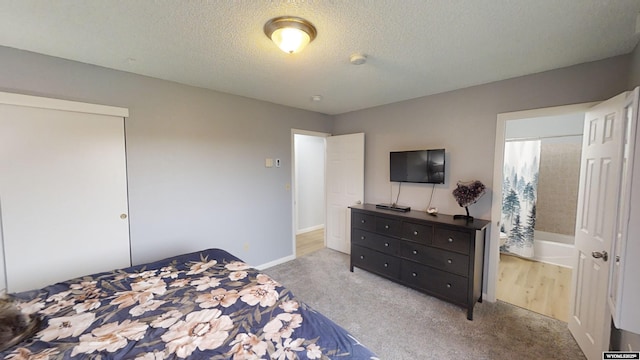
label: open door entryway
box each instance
[490,89,639,360]
[292,130,364,257]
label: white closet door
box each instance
[0,102,130,293]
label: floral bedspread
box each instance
[2,249,377,359]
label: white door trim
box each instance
[0,91,128,117]
[488,102,599,302]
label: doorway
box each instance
[488,102,599,307]
[291,131,365,257]
[292,130,329,257]
[496,113,584,321]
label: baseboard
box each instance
[296,224,325,235]
[254,254,295,271]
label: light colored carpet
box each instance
[265,248,586,360]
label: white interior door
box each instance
[608,87,640,334]
[325,133,364,254]
[0,96,131,293]
[569,92,627,359]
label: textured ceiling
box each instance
[1,1,639,115]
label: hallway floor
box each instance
[296,228,325,257]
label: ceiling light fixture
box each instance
[264,16,317,54]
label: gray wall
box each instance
[0,46,332,267]
[630,41,640,89]
[333,55,629,220]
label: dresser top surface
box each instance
[350,204,490,231]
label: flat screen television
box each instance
[390,149,445,184]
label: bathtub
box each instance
[500,230,574,269]
[532,230,574,268]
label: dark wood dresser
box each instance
[349,204,490,320]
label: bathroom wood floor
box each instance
[497,253,572,322]
[296,228,325,257]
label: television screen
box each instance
[390,149,445,184]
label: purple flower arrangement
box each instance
[452,180,486,220]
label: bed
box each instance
[1,248,378,359]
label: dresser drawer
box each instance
[401,222,432,244]
[433,228,472,254]
[349,205,488,320]
[401,261,468,305]
[352,229,399,255]
[399,242,469,276]
[375,216,401,237]
[352,211,375,231]
[352,245,401,278]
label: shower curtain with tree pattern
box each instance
[500,140,540,258]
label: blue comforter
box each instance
[2,249,377,359]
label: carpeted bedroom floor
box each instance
[264,248,586,360]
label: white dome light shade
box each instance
[271,27,310,54]
[264,16,317,54]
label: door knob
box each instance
[592,250,608,261]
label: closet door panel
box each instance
[0,104,130,293]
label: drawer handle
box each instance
[446,283,452,288]
[360,255,365,259]
[361,236,365,240]
[412,272,417,277]
[384,242,389,247]
[448,237,454,243]
[384,263,389,268]
[412,250,418,255]
[384,225,390,229]
[447,259,453,264]
[413,231,418,235]
[361,219,366,223]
